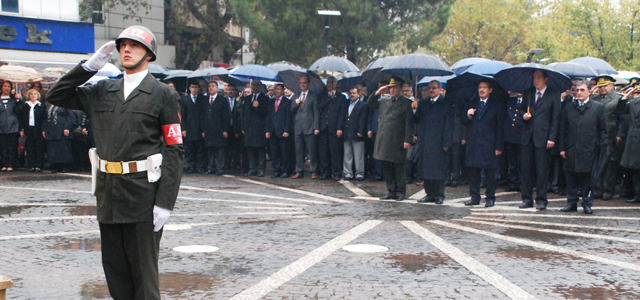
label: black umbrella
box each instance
[381,53,453,86]
[162,70,192,93]
[337,71,363,91]
[446,72,508,107]
[309,56,360,73]
[547,62,598,78]
[362,56,397,83]
[267,62,324,94]
[494,63,572,93]
[569,56,617,75]
[187,67,229,79]
[148,63,170,78]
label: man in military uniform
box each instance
[367,77,414,201]
[591,75,622,200]
[47,26,184,299]
[503,92,525,191]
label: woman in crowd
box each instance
[0,80,22,172]
[42,103,76,172]
[20,89,46,172]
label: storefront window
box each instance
[1,0,19,13]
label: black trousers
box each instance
[424,179,445,200]
[24,127,44,169]
[318,130,342,177]
[206,146,226,173]
[382,160,406,196]
[504,142,521,187]
[269,135,291,174]
[566,171,592,207]
[468,167,497,202]
[521,144,549,205]
[246,146,265,172]
[184,139,205,172]
[449,142,464,182]
[225,135,242,170]
[0,133,18,168]
[99,222,162,300]
[366,135,382,178]
[549,153,566,191]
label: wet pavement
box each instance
[0,170,639,299]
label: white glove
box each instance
[153,205,171,232]
[82,41,117,72]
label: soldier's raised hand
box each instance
[82,41,116,72]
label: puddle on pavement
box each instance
[0,206,25,215]
[384,252,452,273]
[64,206,97,216]
[553,284,639,299]
[304,201,469,221]
[498,246,569,262]
[81,272,220,299]
[48,237,101,252]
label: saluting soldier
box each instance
[367,77,415,201]
[47,26,184,299]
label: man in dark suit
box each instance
[317,76,347,180]
[367,77,414,200]
[223,82,242,171]
[559,80,606,214]
[181,81,205,173]
[266,83,292,178]
[201,81,230,175]
[242,80,269,177]
[342,87,368,181]
[519,70,561,210]
[463,80,505,207]
[415,81,453,204]
[291,75,320,179]
[502,92,525,191]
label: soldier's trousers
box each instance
[99,222,162,300]
[382,160,406,196]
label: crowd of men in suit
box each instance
[174,70,640,215]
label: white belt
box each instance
[98,158,148,174]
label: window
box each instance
[1,0,19,13]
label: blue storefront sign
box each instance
[0,15,94,53]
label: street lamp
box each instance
[317,10,341,57]
[526,48,544,63]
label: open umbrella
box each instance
[362,56,397,83]
[463,60,512,76]
[417,75,455,89]
[187,67,229,79]
[266,62,324,94]
[267,61,304,71]
[450,57,491,75]
[148,63,170,78]
[0,65,43,83]
[569,57,617,75]
[309,56,359,73]
[446,72,508,107]
[230,64,280,82]
[381,53,453,92]
[494,63,572,93]
[547,62,598,78]
[337,71,363,90]
[162,70,193,92]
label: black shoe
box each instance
[396,195,405,201]
[417,196,434,203]
[464,200,480,206]
[560,204,578,212]
[257,170,265,177]
[246,170,256,176]
[535,202,547,210]
[602,192,612,201]
[507,185,519,192]
[485,199,495,207]
[355,175,365,181]
[280,173,289,178]
[626,197,640,203]
[435,198,444,205]
[344,175,353,180]
[551,187,560,194]
[519,202,533,209]
[380,194,395,200]
[271,172,280,178]
[583,206,593,214]
[374,176,383,181]
[449,180,458,187]
[216,170,224,176]
[445,180,452,187]
[206,169,214,174]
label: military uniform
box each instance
[47,28,183,298]
[591,87,623,199]
[367,89,414,199]
[502,96,525,190]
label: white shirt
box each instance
[431,95,440,103]
[27,101,40,126]
[535,86,547,103]
[123,69,148,100]
[190,93,198,104]
[578,98,589,106]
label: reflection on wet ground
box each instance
[384,251,452,273]
[304,201,470,221]
[553,284,638,300]
[498,246,568,262]
[48,237,102,252]
[64,206,97,216]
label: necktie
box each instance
[209,96,214,105]
[300,92,306,110]
[192,95,196,104]
[275,97,280,112]
[536,91,542,104]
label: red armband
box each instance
[162,123,183,145]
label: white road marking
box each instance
[181,185,328,205]
[172,211,307,217]
[223,175,352,203]
[431,220,640,271]
[64,172,91,178]
[464,216,640,234]
[401,221,537,300]
[409,189,425,200]
[0,216,312,240]
[338,180,371,197]
[471,212,640,221]
[0,202,95,207]
[457,218,640,244]
[229,220,383,300]
[0,211,306,222]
